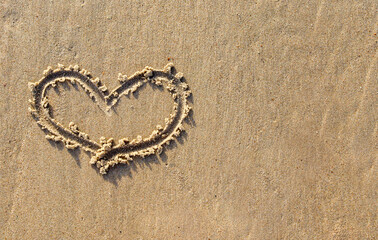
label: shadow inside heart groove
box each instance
[29,63,192,175]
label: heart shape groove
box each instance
[28,63,192,174]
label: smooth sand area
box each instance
[0,1,376,239]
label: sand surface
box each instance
[0,0,377,239]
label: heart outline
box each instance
[29,63,192,174]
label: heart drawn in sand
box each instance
[28,63,192,174]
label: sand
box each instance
[0,0,377,239]
[29,63,191,174]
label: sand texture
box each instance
[0,0,377,239]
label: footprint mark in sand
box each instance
[28,63,192,174]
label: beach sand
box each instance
[0,0,376,239]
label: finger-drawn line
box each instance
[29,63,192,174]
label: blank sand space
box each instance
[0,0,376,239]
